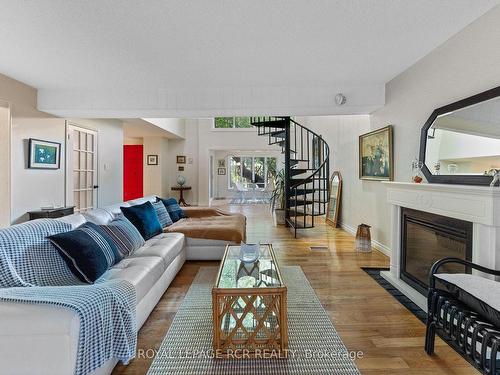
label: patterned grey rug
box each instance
[147,266,360,374]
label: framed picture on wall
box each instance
[28,138,61,169]
[147,154,158,165]
[177,155,186,164]
[217,159,225,168]
[217,167,226,175]
[359,125,393,181]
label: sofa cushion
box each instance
[121,201,162,240]
[130,232,184,269]
[82,208,114,225]
[55,213,87,229]
[102,202,131,218]
[435,273,500,327]
[127,196,157,206]
[100,256,164,302]
[152,201,173,228]
[99,215,145,258]
[166,211,246,243]
[47,222,121,283]
[158,197,185,222]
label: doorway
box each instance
[65,122,98,212]
[123,145,143,201]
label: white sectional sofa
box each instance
[0,196,242,375]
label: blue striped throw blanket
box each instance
[0,219,137,375]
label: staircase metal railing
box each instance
[250,116,330,237]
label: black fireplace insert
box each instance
[400,208,472,295]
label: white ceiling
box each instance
[0,0,498,117]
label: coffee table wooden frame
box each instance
[212,244,288,357]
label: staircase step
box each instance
[290,168,311,176]
[252,119,287,129]
[288,199,314,207]
[290,177,329,186]
[270,130,286,138]
[291,188,315,195]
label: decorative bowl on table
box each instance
[239,242,260,263]
[176,175,186,186]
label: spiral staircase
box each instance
[250,116,330,237]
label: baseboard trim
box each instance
[340,222,391,258]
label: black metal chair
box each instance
[426,257,500,374]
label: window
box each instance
[214,117,253,129]
[228,156,277,189]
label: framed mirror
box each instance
[419,86,500,185]
[326,171,342,228]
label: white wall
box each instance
[143,136,170,198]
[0,101,11,228]
[11,118,66,223]
[142,118,186,139]
[319,6,500,252]
[296,116,387,246]
[11,117,124,223]
[0,73,125,224]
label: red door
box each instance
[123,145,143,201]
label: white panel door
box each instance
[66,122,98,212]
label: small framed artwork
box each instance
[217,167,226,175]
[217,159,226,168]
[359,125,393,181]
[28,138,61,169]
[177,155,186,164]
[178,166,184,171]
[147,155,158,165]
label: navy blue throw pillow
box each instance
[120,201,162,240]
[157,197,185,222]
[47,222,120,283]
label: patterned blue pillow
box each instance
[99,215,145,258]
[121,201,162,240]
[47,222,121,283]
[152,201,173,228]
[157,197,185,222]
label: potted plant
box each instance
[270,169,286,225]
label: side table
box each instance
[171,186,192,206]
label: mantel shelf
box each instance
[382,181,500,197]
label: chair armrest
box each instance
[429,257,500,289]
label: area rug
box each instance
[147,266,360,374]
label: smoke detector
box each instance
[335,93,347,106]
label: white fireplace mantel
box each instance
[380,181,500,311]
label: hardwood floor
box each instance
[113,203,478,375]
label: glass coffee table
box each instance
[212,244,288,357]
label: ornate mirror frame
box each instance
[326,171,342,228]
[419,85,500,186]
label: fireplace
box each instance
[400,208,472,295]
